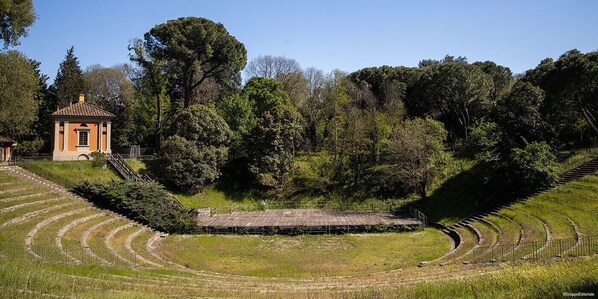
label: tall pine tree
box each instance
[53,46,86,109]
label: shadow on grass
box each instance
[410,164,493,225]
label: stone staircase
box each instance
[104,153,143,181]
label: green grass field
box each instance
[18,160,120,188]
[159,229,449,277]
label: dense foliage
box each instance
[54,46,86,109]
[0,0,35,48]
[72,180,198,233]
[381,118,448,198]
[138,16,247,108]
[0,50,38,138]
[154,105,232,193]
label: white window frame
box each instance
[76,128,91,147]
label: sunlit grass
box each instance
[160,228,450,277]
[18,160,120,188]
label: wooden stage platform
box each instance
[197,209,423,234]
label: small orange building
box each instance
[0,136,15,162]
[52,94,115,161]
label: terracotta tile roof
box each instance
[0,136,15,146]
[52,102,115,118]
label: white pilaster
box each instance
[98,121,103,152]
[53,121,60,151]
[106,122,111,153]
[63,121,69,152]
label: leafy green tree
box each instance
[129,38,169,149]
[382,118,447,199]
[54,46,86,109]
[155,105,232,192]
[156,135,227,193]
[244,55,307,106]
[413,62,492,140]
[169,104,231,148]
[473,61,513,106]
[29,59,54,152]
[84,64,134,113]
[497,81,545,147]
[321,70,350,160]
[227,77,302,188]
[247,105,302,188]
[218,93,256,158]
[300,67,325,151]
[0,50,38,138]
[13,137,42,155]
[508,141,559,192]
[242,77,290,115]
[418,55,468,68]
[142,17,247,107]
[83,64,135,147]
[467,119,502,163]
[0,0,35,48]
[522,50,598,145]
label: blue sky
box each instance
[13,0,598,83]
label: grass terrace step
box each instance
[105,223,144,267]
[125,227,163,268]
[437,226,478,265]
[521,202,576,240]
[0,188,47,201]
[25,207,95,261]
[130,230,170,268]
[59,213,116,265]
[0,200,87,239]
[467,220,500,263]
[0,202,89,261]
[530,199,598,236]
[484,214,522,246]
[0,196,64,213]
[0,201,75,234]
[498,207,548,260]
[54,212,107,264]
[452,224,483,264]
[0,186,35,195]
[84,218,134,267]
[80,217,120,266]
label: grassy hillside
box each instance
[18,160,120,188]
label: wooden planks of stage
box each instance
[197,209,423,234]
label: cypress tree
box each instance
[53,46,86,109]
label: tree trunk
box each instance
[155,93,162,151]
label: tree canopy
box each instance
[0,0,35,48]
[140,17,247,107]
[54,46,86,109]
[0,50,38,138]
[156,105,232,193]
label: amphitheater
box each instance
[0,161,597,297]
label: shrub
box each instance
[13,138,43,156]
[153,105,232,193]
[154,135,228,193]
[507,141,559,192]
[89,151,106,168]
[72,180,198,233]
